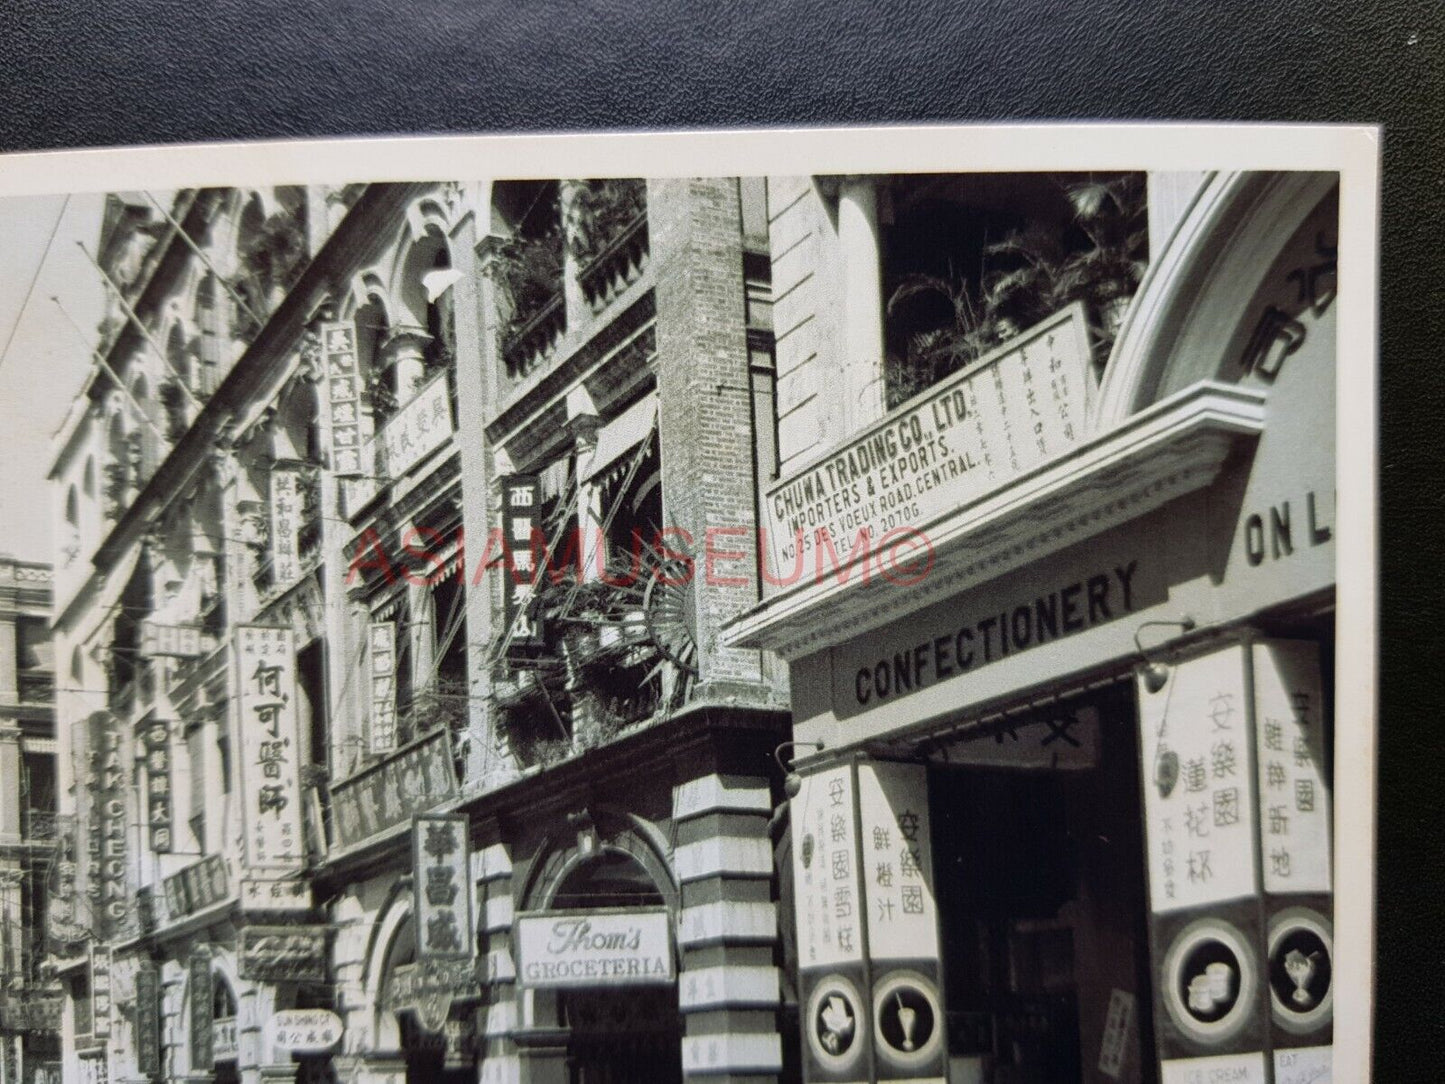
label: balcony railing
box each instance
[17,670,53,704]
[502,293,566,380]
[578,214,649,313]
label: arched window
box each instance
[82,456,95,497]
[355,298,393,425]
[552,849,666,911]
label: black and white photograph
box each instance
[0,127,1377,1084]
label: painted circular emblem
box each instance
[805,974,864,1071]
[871,971,943,1070]
[1267,907,1333,1032]
[1162,918,1256,1045]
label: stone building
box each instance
[0,556,60,1084]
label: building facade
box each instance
[48,179,793,1084]
[726,171,1339,1084]
[0,557,61,1084]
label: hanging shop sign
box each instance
[240,877,312,913]
[937,705,1101,771]
[1251,641,1331,895]
[762,304,1092,578]
[87,710,128,938]
[140,621,210,658]
[1138,644,1259,913]
[385,958,484,1034]
[328,727,458,849]
[857,761,946,1082]
[790,762,872,1083]
[271,468,303,587]
[238,925,329,983]
[499,474,543,654]
[322,322,364,478]
[141,718,173,853]
[378,371,453,478]
[135,960,162,1078]
[163,853,231,921]
[369,620,399,753]
[515,909,674,988]
[235,625,306,870]
[46,814,86,947]
[413,814,475,961]
[189,948,214,1068]
[267,1008,344,1054]
[89,944,112,1039]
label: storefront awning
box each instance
[722,380,1267,660]
[581,394,658,483]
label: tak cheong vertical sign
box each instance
[413,814,474,961]
[88,710,128,938]
[235,626,305,870]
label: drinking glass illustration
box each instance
[1284,949,1320,1007]
[895,991,918,1051]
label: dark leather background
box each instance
[0,0,1439,1075]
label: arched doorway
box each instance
[380,915,475,1084]
[549,850,682,1084]
[212,977,240,1084]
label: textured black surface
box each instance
[0,0,1440,1076]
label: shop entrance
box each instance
[928,685,1156,1083]
[550,851,682,1084]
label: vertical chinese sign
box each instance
[413,813,474,961]
[369,621,398,753]
[790,763,870,1084]
[857,762,945,1082]
[322,322,364,478]
[89,944,112,1039]
[189,947,214,1070]
[500,475,543,655]
[271,468,302,587]
[1251,640,1333,1081]
[142,720,173,853]
[135,960,161,1079]
[235,626,305,871]
[1137,643,1267,1084]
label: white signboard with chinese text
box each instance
[270,468,302,586]
[1252,641,1331,894]
[89,945,111,1038]
[322,322,364,477]
[857,762,938,961]
[235,625,305,870]
[1098,988,1136,1079]
[1138,644,1259,913]
[791,764,866,970]
[267,1008,344,1054]
[369,621,398,753]
[515,909,674,988]
[762,304,1092,576]
[142,718,173,852]
[413,813,474,961]
[240,877,313,913]
[140,621,209,657]
[380,372,453,478]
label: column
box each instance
[674,772,782,1084]
[1146,171,1208,260]
[475,831,521,1084]
[0,727,20,845]
[837,177,887,434]
[381,326,432,406]
[558,180,590,330]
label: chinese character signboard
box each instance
[270,468,302,587]
[413,814,474,961]
[162,853,231,920]
[369,621,398,753]
[46,815,85,948]
[790,762,871,1083]
[240,878,312,913]
[266,1008,344,1054]
[500,474,543,654]
[1137,643,1269,1080]
[378,371,453,478]
[761,304,1093,578]
[89,945,111,1039]
[328,728,458,849]
[385,958,484,1034]
[516,910,674,988]
[135,961,161,1078]
[140,621,208,657]
[322,322,364,477]
[189,948,214,1068]
[857,761,946,1081]
[142,719,173,853]
[238,925,329,983]
[235,625,305,870]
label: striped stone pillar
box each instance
[474,835,521,1084]
[675,772,783,1083]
